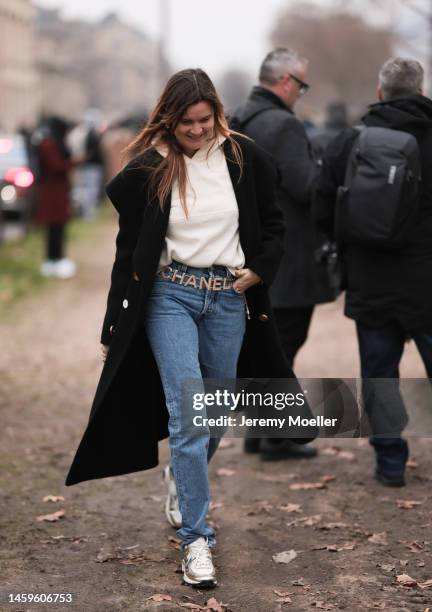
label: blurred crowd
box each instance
[0,110,146,277]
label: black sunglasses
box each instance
[286,73,310,96]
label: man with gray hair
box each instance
[314,57,432,487]
[232,48,336,460]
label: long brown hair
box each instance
[123,68,244,216]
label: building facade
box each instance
[0,0,39,131]
[36,9,165,123]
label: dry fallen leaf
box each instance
[36,509,65,522]
[397,574,418,587]
[406,541,425,553]
[146,594,173,602]
[378,563,396,572]
[216,468,236,477]
[396,499,422,509]
[247,500,274,516]
[286,515,322,528]
[205,597,225,611]
[337,450,355,460]
[311,601,327,609]
[42,495,65,503]
[273,590,293,597]
[273,550,298,564]
[406,458,418,469]
[368,532,388,545]
[322,446,355,460]
[318,522,348,530]
[209,501,224,511]
[218,439,234,449]
[288,482,325,491]
[279,503,302,514]
[321,474,336,483]
[314,543,355,552]
[95,547,120,563]
[118,544,139,551]
[419,579,432,589]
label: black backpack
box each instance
[335,127,422,250]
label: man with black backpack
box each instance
[313,57,432,487]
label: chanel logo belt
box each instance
[157,266,235,291]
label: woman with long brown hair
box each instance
[66,68,286,588]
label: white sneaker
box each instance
[40,260,56,277]
[53,258,77,279]
[182,537,217,588]
[163,465,182,528]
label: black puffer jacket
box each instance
[313,94,432,331]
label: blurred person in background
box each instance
[313,57,432,487]
[34,116,83,279]
[100,113,148,180]
[68,109,105,218]
[308,102,349,164]
[64,67,314,589]
[232,48,335,460]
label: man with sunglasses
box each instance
[232,48,335,461]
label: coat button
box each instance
[258,313,269,322]
[133,271,139,281]
[123,299,128,309]
[109,325,115,335]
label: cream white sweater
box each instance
[157,136,245,272]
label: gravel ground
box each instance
[1,218,431,612]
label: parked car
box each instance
[0,134,35,238]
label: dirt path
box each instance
[1,218,431,612]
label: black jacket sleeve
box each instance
[247,145,285,286]
[100,168,145,345]
[275,116,317,206]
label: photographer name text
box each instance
[192,415,338,428]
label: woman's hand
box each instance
[101,344,109,362]
[233,268,262,294]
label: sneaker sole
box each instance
[182,561,217,588]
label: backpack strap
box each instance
[343,126,366,189]
[231,107,275,132]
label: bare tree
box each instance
[270,2,393,118]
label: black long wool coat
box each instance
[65,136,315,486]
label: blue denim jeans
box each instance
[144,261,246,546]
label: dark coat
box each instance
[65,136,316,487]
[231,86,336,308]
[313,94,432,332]
[34,137,74,225]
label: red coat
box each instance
[34,138,74,225]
